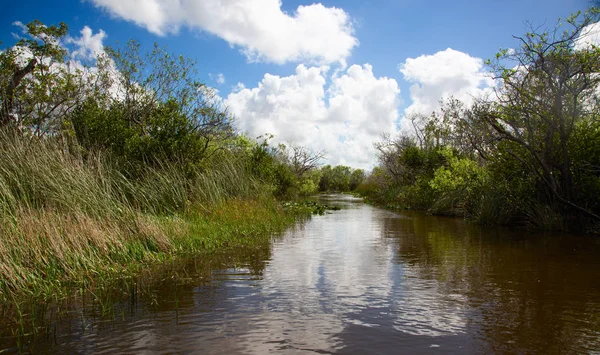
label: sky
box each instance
[1,0,592,169]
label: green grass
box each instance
[0,132,306,310]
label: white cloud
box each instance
[225,64,400,170]
[209,72,226,85]
[575,22,600,50]
[66,26,107,60]
[12,21,28,35]
[90,0,358,65]
[226,64,327,144]
[398,48,494,133]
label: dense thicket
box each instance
[358,8,600,232]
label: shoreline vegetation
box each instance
[0,21,336,313]
[355,8,600,233]
[0,131,314,306]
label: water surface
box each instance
[3,194,600,354]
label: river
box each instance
[2,194,600,354]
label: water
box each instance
[2,194,600,354]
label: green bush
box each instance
[428,148,488,216]
[70,99,218,176]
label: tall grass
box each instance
[0,132,287,304]
[521,200,565,230]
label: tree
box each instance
[0,20,82,134]
[349,169,366,190]
[480,8,600,220]
[103,40,232,146]
[374,133,447,186]
[318,165,358,192]
[374,134,419,184]
[69,40,234,170]
[283,144,325,178]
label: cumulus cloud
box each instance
[209,72,226,85]
[398,48,494,133]
[90,0,358,64]
[66,26,107,60]
[575,22,600,50]
[225,64,400,170]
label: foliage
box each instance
[0,20,85,134]
[358,7,600,231]
[318,165,364,192]
[0,20,321,307]
[0,129,307,302]
[69,98,224,175]
[281,200,340,216]
[243,136,294,197]
[102,40,233,144]
[428,148,489,216]
[479,8,600,223]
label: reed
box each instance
[0,133,298,305]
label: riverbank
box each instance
[0,198,308,307]
[0,197,314,353]
[0,133,320,311]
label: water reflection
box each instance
[2,194,599,354]
[382,211,600,354]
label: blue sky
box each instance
[1,0,591,168]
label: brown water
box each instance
[2,194,600,354]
